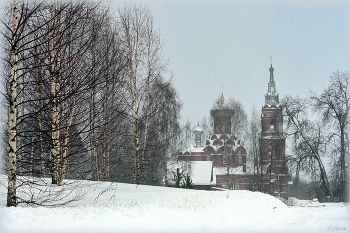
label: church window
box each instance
[270,118,276,131]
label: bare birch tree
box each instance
[2,0,115,206]
[2,0,51,207]
[48,2,61,184]
[2,1,182,202]
[118,4,167,184]
[6,0,19,207]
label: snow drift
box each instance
[0,176,348,233]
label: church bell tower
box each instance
[259,59,288,200]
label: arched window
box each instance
[238,152,242,165]
[270,118,276,131]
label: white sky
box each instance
[143,0,350,124]
[0,0,349,124]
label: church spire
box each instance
[269,56,274,81]
[265,57,279,105]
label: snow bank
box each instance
[0,176,348,233]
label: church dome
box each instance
[193,122,203,147]
[193,125,203,132]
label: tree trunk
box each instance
[104,141,111,181]
[339,126,348,201]
[130,59,140,184]
[132,117,140,184]
[58,96,76,185]
[314,155,331,197]
[50,3,61,184]
[7,0,19,207]
[91,87,99,180]
[36,86,46,176]
[140,73,151,182]
[58,18,86,184]
[89,41,99,180]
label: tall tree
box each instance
[118,4,167,184]
[2,1,182,204]
[2,0,116,206]
[41,1,104,184]
[227,97,248,141]
[3,0,49,207]
[310,71,349,202]
[246,107,261,191]
[282,95,331,201]
[49,2,61,184]
[6,0,19,207]
[142,78,182,185]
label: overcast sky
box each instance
[144,0,350,124]
[0,0,349,125]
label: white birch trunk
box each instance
[7,0,18,207]
[58,20,86,184]
[49,3,61,184]
[140,68,152,181]
[58,97,76,185]
[131,69,140,184]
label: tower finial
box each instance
[221,84,224,95]
[269,56,274,79]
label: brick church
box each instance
[170,62,289,200]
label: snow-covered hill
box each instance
[0,177,348,233]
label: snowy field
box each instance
[0,176,349,233]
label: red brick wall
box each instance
[215,174,254,191]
